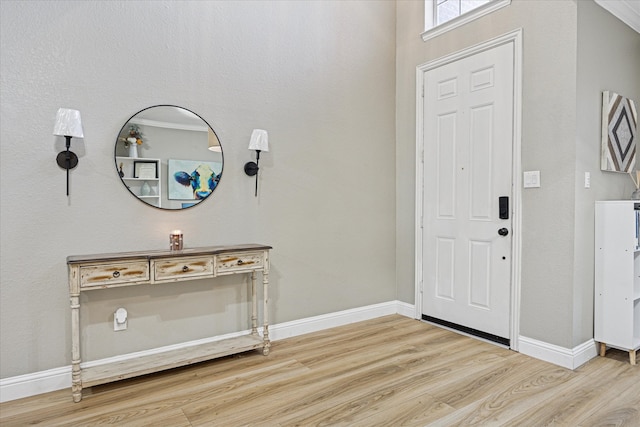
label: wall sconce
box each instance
[244,129,269,197]
[53,108,84,196]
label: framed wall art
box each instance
[168,159,223,200]
[601,91,637,173]
[133,160,158,179]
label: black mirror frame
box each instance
[114,105,224,211]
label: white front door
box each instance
[421,41,514,343]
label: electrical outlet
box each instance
[114,308,127,331]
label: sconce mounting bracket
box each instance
[244,161,259,176]
[56,151,79,170]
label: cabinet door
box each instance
[595,201,638,350]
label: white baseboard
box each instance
[518,336,598,370]
[395,300,416,318]
[269,300,403,341]
[0,366,72,404]
[0,300,414,403]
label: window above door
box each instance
[422,0,511,42]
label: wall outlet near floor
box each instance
[114,308,127,331]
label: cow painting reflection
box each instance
[114,105,224,210]
[169,159,222,200]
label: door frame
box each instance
[414,29,523,350]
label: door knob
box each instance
[498,228,509,236]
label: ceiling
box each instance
[594,0,640,33]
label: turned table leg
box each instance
[250,271,258,336]
[68,265,83,402]
[70,293,82,402]
[262,268,270,356]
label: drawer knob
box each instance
[237,260,244,265]
[112,271,120,278]
[182,266,189,272]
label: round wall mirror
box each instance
[114,105,223,210]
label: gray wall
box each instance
[0,1,397,377]
[1,0,638,383]
[574,0,640,345]
[396,0,639,349]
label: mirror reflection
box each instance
[114,105,223,210]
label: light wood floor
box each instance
[1,315,639,426]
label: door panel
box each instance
[436,112,457,218]
[422,42,514,341]
[470,104,494,219]
[469,240,491,309]
[436,237,455,300]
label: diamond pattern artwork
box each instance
[601,91,637,173]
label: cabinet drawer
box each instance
[216,252,264,273]
[80,261,149,288]
[154,257,213,281]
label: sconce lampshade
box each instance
[248,129,269,152]
[208,129,221,152]
[53,108,84,138]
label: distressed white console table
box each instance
[67,244,271,402]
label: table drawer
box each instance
[80,261,149,288]
[154,257,214,281]
[216,252,264,273]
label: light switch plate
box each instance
[523,171,540,188]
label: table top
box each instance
[67,244,272,264]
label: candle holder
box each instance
[170,231,183,251]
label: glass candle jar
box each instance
[170,230,183,251]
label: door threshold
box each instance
[421,315,510,348]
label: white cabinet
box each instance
[115,156,161,208]
[594,200,640,365]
